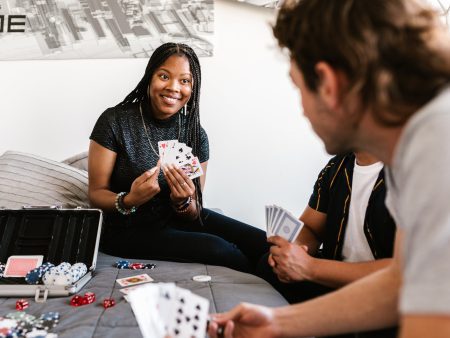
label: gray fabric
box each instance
[0,252,287,337]
[61,152,89,172]
[385,86,450,315]
[0,151,89,209]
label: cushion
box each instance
[61,151,88,171]
[0,151,89,209]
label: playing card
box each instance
[119,284,147,295]
[128,284,166,338]
[4,255,43,277]
[274,212,304,242]
[158,140,177,163]
[173,146,193,166]
[157,283,177,333]
[166,287,209,338]
[265,205,270,236]
[116,273,154,287]
[270,206,283,235]
[180,156,203,179]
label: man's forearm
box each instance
[273,264,400,337]
[309,258,392,288]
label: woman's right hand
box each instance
[124,163,161,207]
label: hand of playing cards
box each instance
[158,140,203,179]
[265,205,304,242]
[127,283,209,338]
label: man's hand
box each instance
[268,236,315,283]
[207,303,279,338]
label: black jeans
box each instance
[101,208,269,274]
[256,252,398,338]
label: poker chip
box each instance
[25,329,50,338]
[0,263,5,278]
[35,312,59,331]
[114,260,130,269]
[192,275,211,282]
[143,263,156,269]
[42,262,87,286]
[25,262,54,285]
[1,311,59,337]
[114,260,156,270]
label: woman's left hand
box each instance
[163,164,196,204]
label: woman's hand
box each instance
[163,164,195,205]
[124,163,161,207]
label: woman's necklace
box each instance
[139,102,181,157]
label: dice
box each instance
[83,292,96,304]
[16,299,29,311]
[70,295,85,307]
[103,298,115,309]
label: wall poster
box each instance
[0,0,213,60]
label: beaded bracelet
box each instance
[115,192,137,215]
[173,196,192,213]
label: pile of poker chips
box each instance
[114,260,156,270]
[0,311,59,337]
[25,263,54,285]
[41,263,87,287]
[0,263,5,279]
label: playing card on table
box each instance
[116,273,154,287]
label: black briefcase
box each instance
[0,207,102,302]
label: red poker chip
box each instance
[129,263,145,270]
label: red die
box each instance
[70,295,85,307]
[103,298,115,309]
[83,292,96,304]
[129,263,144,270]
[16,299,29,311]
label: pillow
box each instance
[61,151,88,171]
[0,151,89,209]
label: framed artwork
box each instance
[0,0,213,60]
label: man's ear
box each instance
[315,62,342,110]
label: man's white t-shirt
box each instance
[342,160,383,263]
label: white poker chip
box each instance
[192,275,211,282]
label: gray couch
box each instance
[0,151,288,337]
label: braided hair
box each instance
[117,42,204,214]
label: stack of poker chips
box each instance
[42,262,88,287]
[114,260,156,270]
[1,311,59,337]
[0,262,5,278]
[25,262,55,285]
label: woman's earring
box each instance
[184,104,188,115]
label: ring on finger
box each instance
[180,182,187,186]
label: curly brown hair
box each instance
[273,0,450,126]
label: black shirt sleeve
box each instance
[308,155,344,213]
[198,126,209,163]
[89,108,119,152]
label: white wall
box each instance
[0,0,329,229]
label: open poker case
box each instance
[0,207,102,302]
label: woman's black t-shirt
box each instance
[90,100,209,229]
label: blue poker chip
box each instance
[114,260,130,269]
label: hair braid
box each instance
[117,43,204,215]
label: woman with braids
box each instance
[88,43,268,273]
